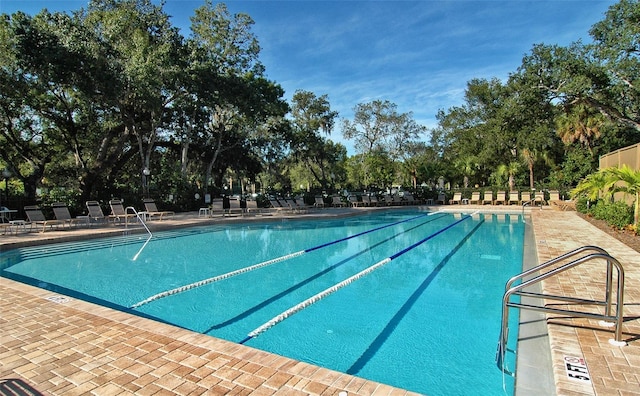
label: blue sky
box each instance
[1,0,616,153]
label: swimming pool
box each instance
[1,210,524,395]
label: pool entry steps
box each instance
[496,245,626,376]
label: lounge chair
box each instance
[520,191,531,205]
[482,191,493,205]
[392,195,404,205]
[282,198,305,213]
[361,195,371,206]
[291,198,310,213]
[226,198,244,216]
[348,196,365,207]
[314,197,325,208]
[331,196,346,207]
[404,193,418,205]
[450,192,462,204]
[268,199,288,214]
[494,191,507,205]
[534,191,546,206]
[142,198,174,220]
[245,200,268,215]
[86,201,109,224]
[52,202,88,228]
[369,195,382,206]
[209,199,225,216]
[108,199,137,225]
[383,194,394,206]
[548,190,575,211]
[469,192,481,205]
[24,205,65,232]
[436,193,446,204]
[508,191,520,205]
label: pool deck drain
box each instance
[1,206,639,395]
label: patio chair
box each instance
[142,198,174,221]
[24,205,65,233]
[469,192,481,205]
[403,193,418,205]
[482,191,493,205]
[209,198,225,217]
[86,201,109,224]
[291,198,310,212]
[314,196,325,208]
[348,196,365,207]
[508,191,520,205]
[520,191,531,205]
[392,195,404,205]
[534,191,546,206]
[226,198,244,216]
[361,195,371,206]
[268,199,288,214]
[494,191,507,205]
[108,199,137,225]
[52,202,88,228]
[245,199,269,216]
[436,193,447,204]
[450,192,462,204]
[331,196,346,207]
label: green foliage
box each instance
[589,200,633,230]
[2,0,640,213]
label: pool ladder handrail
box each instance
[124,206,153,261]
[496,245,626,375]
[521,196,544,216]
[124,206,152,237]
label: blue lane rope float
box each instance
[238,211,478,344]
[130,212,435,309]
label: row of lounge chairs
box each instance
[1,198,174,234]
[445,190,560,205]
[314,193,421,208]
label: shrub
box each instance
[590,200,634,230]
[574,197,592,214]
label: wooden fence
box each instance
[599,142,640,170]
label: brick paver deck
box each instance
[1,207,639,395]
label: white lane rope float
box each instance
[131,212,436,309]
[239,211,478,344]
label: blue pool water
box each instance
[1,210,523,395]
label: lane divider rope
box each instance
[239,211,478,344]
[131,211,436,309]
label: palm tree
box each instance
[573,165,640,229]
[494,162,520,191]
[571,170,610,201]
[605,165,640,228]
[556,104,605,154]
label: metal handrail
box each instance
[124,206,152,237]
[496,246,626,375]
[521,196,544,215]
[124,206,153,261]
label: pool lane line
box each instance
[346,218,485,375]
[204,213,450,332]
[130,211,436,309]
[238,211,478,344]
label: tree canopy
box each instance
[1,0,639,211]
